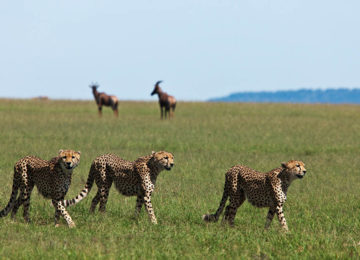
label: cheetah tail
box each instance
[63,167,95,207]
[202,184,229,223]
[0,180,19,217]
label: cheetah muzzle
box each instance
[165,164,174,171]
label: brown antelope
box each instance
[151,81,176,119]
[90,83,119,117]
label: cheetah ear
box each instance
[77,151,81,155]
[58,149,64,154]
[151,151,156,156]
[281,162,287,169]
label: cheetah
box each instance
[64,151,174,224]
[203,160,306,231]
[0,150,81,228]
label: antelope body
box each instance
[151,81,176,119]
[90,84,118,117]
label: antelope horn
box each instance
[155,80,163,86]
[89,82,99,88]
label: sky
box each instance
[0,0,359,101]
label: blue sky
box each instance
[1,1,359,101]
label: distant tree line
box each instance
[208,88,360,104]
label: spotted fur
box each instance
[0,150,81,228]
[63,151,174,224]
[203,160,306,231]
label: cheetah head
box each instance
[152,151,174,171]
[59,149,81,170]
[281,160,306,180]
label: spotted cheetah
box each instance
[203,160,306,231]
[0,150,81,228]
[64,151,174,224]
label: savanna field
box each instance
[0,99,359,259]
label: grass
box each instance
[0,99,359,259]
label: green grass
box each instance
[0,99,359,259]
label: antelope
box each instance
[90,83,119,117]
[151,81,176,119]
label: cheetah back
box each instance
[228,165,278,208]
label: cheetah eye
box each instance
[164,156,168,160]
[62,156,67,159]
[72,156,75,159]
[296,164,300,167]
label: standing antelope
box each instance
[151,81,176,119]
[90,83,119,117]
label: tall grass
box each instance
[0,99,359,259]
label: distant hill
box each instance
[208,88,360,104]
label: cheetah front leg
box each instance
[140,174,158,224]
[134,195,144,218]
[54,207,61,227]
[264,208,275,229]
[143,189,157,224]
[52,200,76,228]
[275,203,288,231]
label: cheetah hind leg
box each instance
[11,195,23,219]
[21,185,34,223]
[222,191,245,226]
[222,203,238,226]
[90,189,101,213]
[98,185,111,213]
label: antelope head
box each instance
[89,83,99,91]
[151,80,163,96]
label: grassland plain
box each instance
[0,99,359,259]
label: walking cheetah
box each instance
[203,160,306,231]
[0,150,81,228]
[63,151,174,224]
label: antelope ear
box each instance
[281,162,287,168]
[58,149,64,154]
